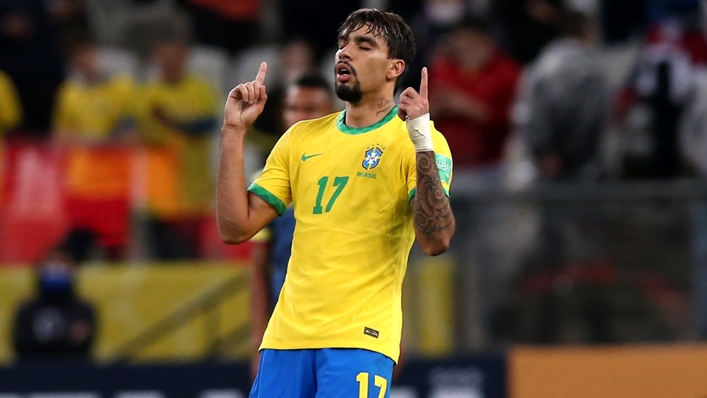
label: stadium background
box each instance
[2,0,707,397]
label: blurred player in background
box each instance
[13,247,96,361]
[249,73,335,379]
[139,38,218,260]
[217,8,455,398]
[53,37,137,262]
[0,70,22,135]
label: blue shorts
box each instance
[249,348,394,398]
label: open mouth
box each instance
[335,62,353,83]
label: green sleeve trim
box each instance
[248,184,287,216]
[408,186,450,200]
[435,154,453,186]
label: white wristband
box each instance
[406,113,434,152]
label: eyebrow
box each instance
[338,34,379,47]
[354,36,378,47]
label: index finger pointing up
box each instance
[420,67,428,100]
[255,62,268,84]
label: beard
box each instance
[335,80,363,103]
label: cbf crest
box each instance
[362,145,385,170]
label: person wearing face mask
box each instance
[12,248,96,361]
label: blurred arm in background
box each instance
[248,228,272,379]
[0,70,22,135]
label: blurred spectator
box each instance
[491,0,564,64]
[514,11,607,181]
[140,39,218,260]
[0,0,71,134]
[429,15,519,348]
[616,20,696,179]
[179,0,262,54]
[53,37,138,262]
[278,0,360,59]
[509,12,611,344]
[249,73,334,379]
[429,15,520,177]
[250,39,317,156]
[0,70,23,135]
[13,248,97,361]
[398,0,471,90]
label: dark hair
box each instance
[338,8,417,88]
[454,15,492,35]
[293,74,333,95]
[561,11,590,39]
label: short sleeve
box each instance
[0,72,21,132]
[248,128,293,215]
[407,122,453,199]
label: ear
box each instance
[387,59,405,81]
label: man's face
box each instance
[72,46,100,79]
[452,29,493,69]
[283,86,334,129]
[156,42,188,82]
[334,25,394,103]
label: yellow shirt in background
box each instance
[0,70,22,206]
[139,75,218,218]
[53,75,136,200]
[0,71,22,135]
[250,107,453,362]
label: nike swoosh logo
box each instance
[301,153,323,161]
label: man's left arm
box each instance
[411,151,454,255]
[399,67,455,256]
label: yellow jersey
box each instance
[54,75,135,140]
[0,71,22,134]
[139,75,218,218]
[249,106,452,362]
[53,75,136,200]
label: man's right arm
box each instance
[217,127,278,243]
[216,62,279,243]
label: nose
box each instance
[337,44,352,62]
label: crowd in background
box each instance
[4,0,707,355]
[0,0,704,260]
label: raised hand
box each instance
[224,62,269,130]
[399,67,433,152]
[398,67,429,121]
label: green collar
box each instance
[336,106,398,135]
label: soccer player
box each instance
[217,8,455,398]
[54,37,137,261]
[249,74,336,379]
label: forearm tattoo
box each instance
[413,152,454,239]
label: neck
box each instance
[344,90,396,128]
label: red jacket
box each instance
[430,51,520,169]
